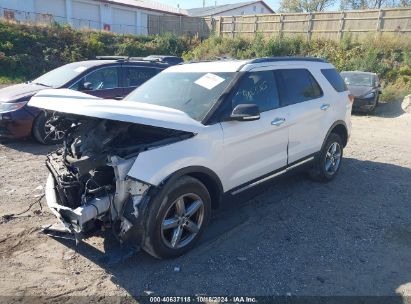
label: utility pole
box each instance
[203,0,205,7]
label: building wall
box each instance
[0,0,176,34]
[211,3,270,17]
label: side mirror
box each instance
[82,82,93,91]
[230,104,260,121]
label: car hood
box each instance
[28,89,204,133]
[0,83,47,102]
[347,85,374,98]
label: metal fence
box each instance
[213,7,411,40]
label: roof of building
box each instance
[96,0,187,16]
[186,1,274,17]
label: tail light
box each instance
[348,94,354,103]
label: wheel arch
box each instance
[325,120,348,148]
[159,166,224,210]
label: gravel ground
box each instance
[0,101,410,299]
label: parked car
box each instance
[29,57,352,259]
[0,55,182,144]
[341,71,381,113]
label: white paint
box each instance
[28,89,204,133]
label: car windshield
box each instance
[341,73,373,87]
[32,62,91,88]
[124,72,236,121]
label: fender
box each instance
[322,120,349,149]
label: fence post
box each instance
[307,13,313,41]
[279,14,284,38]
[376,9,384,33]
[217,17,222,37]
[231,17,235,39]
[338,11,345,41]
[254,15,258,35]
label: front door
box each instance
[219,70,289,191]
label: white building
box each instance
[0,0,186,35]
[186,1,274,17]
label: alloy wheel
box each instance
[325,142,342,174]
[161,193,205,249]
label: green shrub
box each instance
[0,21,193,81]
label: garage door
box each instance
[72,1,100,29]
[112,8,136,34]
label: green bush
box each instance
[0,22,194,82]
[184,34,411,101]
[1,20,411,101]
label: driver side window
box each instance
[72,67,119,91]
[230,71,280,112]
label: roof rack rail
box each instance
[96,56,129,61]
[96,55,183,65]
[249,56,328,64]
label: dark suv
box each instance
[0,56,182,144]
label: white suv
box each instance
[29,57,352,259]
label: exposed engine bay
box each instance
[44,113,193,241]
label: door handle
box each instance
[320,103,330,111]
[271,118,286,126]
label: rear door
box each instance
[275,67,330,164]
[219,70,289,191]
[70,66,123,99]
[121,66,161,96]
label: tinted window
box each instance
[322,68,347,92]
[230,71,280,112]
[71,67,119,91]
[276,69,323,106]
[125,67,158,87]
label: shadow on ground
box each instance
[0,137,58,156]
[52,157,411,299]
[353,100,407,119]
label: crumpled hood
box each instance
[347,85,374,98]
[28,89,204,133]
[0,83,47,102]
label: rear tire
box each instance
[309,133,343,182]
[142,176,211,259]
[32,112,64,145]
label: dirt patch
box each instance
[0,101,411,298]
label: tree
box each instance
[279,0,337,12]
[340,0,411,9]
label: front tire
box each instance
[32,112,64,145]
[309,133,343,182]
[142,176,211,259]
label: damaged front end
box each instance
[44,114,192,244]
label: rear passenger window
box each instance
[275,69,323,106]
[125,67,158,87]
[230,71,280,112]
[321,68,347,92]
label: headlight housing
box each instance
[363,92,375,99]
[0,100,28,114]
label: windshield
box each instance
[32,62,91,88]
[124,72,236,121]
[341,73,374,87]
